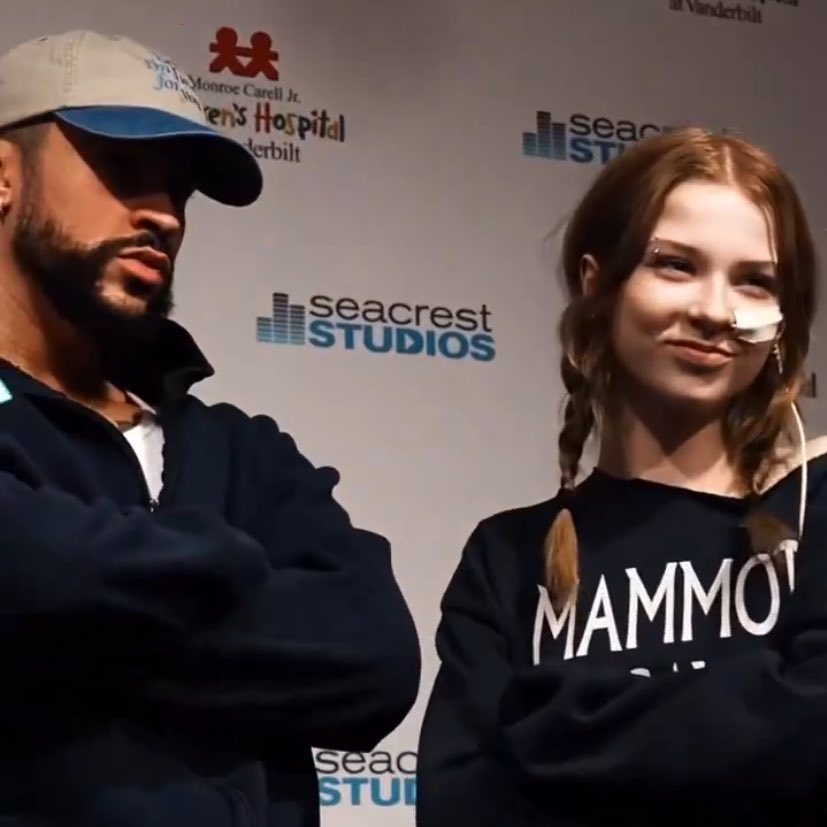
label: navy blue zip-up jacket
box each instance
[0,320,421,826]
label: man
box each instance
[0,29,420,826]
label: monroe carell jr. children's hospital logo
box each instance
[189,26,347,165]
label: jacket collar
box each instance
[0,319,214,408]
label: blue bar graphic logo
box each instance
[256,292,306,345]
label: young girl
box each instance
[417,127,827,826]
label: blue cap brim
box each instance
[55,106,263,207]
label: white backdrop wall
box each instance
[2,1,825,824]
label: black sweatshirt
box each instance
[417,454,827,826]
[0,320,420,826]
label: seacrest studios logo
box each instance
[188,26,346,165]
[316,749,417,808]
[522,110,669,165]
[256,292,495,362]
[668,0,798,25]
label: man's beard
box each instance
[11,193,175,357]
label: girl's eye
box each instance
[647,255,694,274]
[739,273,778,295]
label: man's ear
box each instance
[0,142,14,216]
[580,254,599,297]
[0,139,23,220]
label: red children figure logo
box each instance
[209,26,279,80]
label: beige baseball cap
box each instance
[0,30,262,206]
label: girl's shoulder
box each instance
[760,435,827,497]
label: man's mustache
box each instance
[97,231,175,266]
[94,231,175,283]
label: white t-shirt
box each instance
[121,394,164,502]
